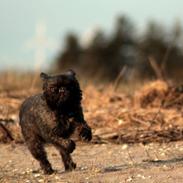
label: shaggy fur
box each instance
[19,70,92,174]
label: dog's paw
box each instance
[65,139,76,153]
[65,162,76,171]
[79,126,92,142]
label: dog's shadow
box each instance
[100,157,183,174]
[101,164,129,173]
[37,157,183,175]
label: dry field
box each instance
[1,73,183,182]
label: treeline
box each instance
[54,16,183,82]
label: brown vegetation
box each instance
[0,75,183,145]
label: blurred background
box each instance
[1,0,183,84]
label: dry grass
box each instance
[0,72,183,144]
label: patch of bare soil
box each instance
[1,142,183,182]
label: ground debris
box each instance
[1,80,183,144]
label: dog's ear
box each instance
[40,72,49,81]
[65,69,76,78]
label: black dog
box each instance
[19,70,92,174]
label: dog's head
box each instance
[40,70,82,109]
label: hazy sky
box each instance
[0,0,183,70]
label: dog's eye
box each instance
[49,87,56,92]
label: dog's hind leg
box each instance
[27,138,54,174]
[55,146,76,171]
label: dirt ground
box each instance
[1,141,183,183]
